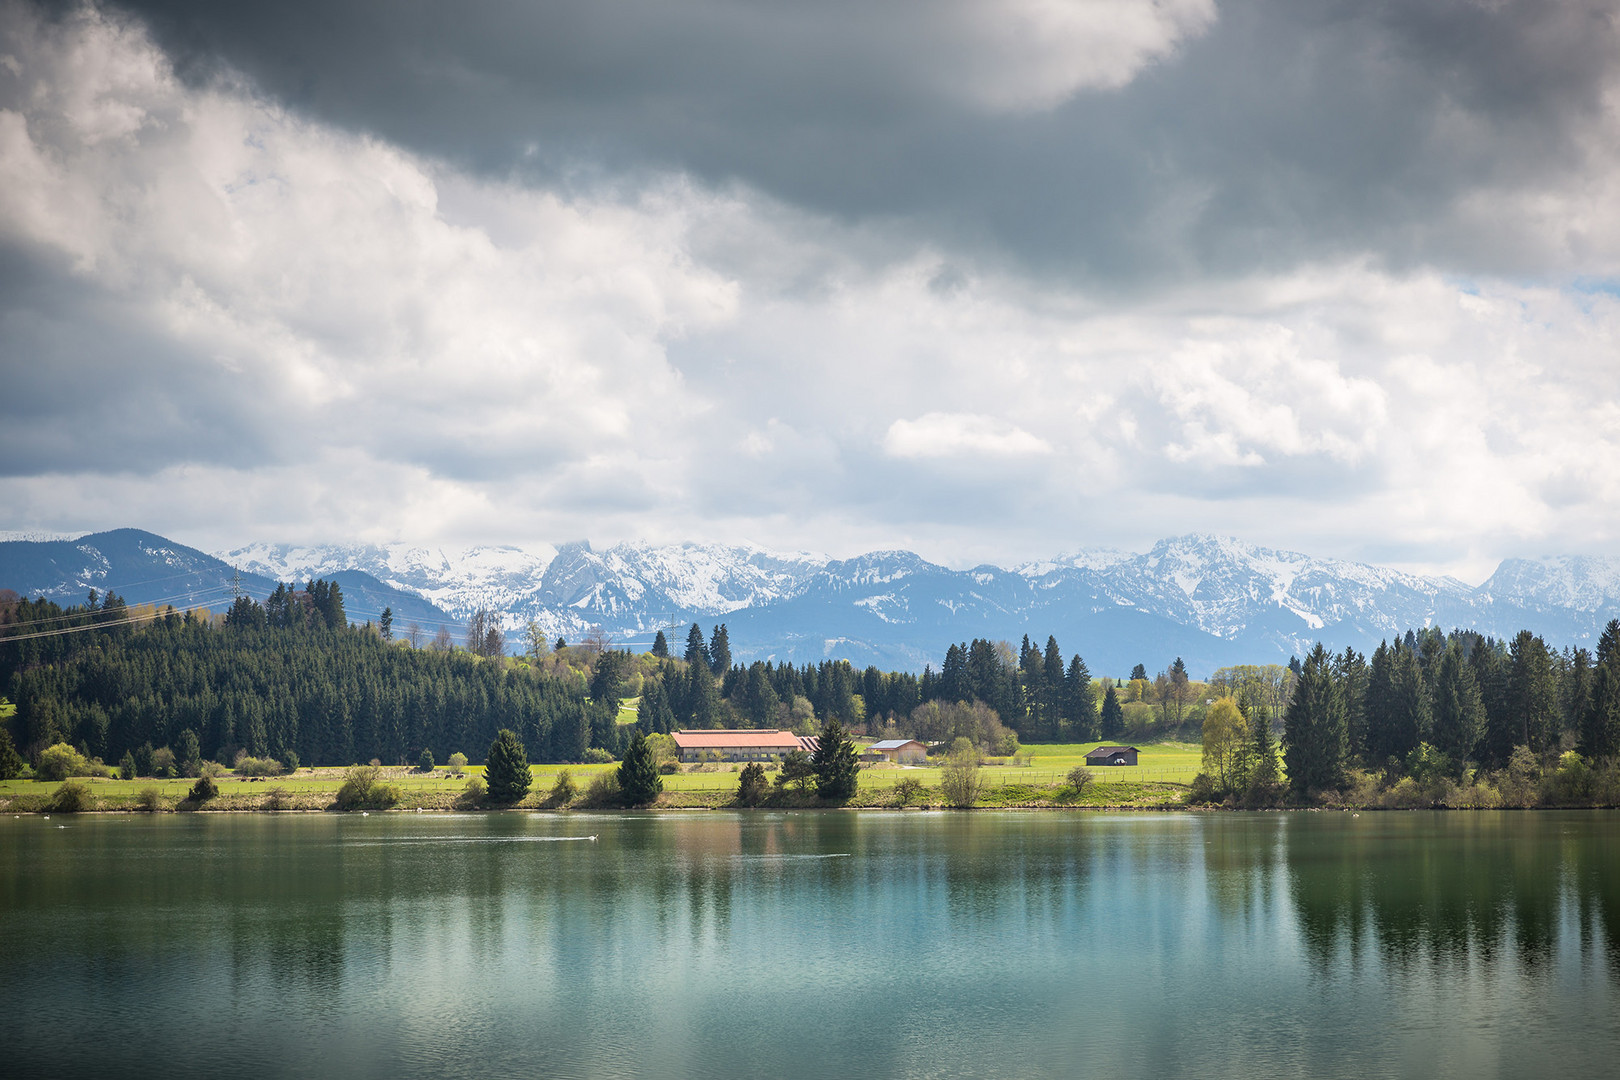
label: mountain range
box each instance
[2,529,1617,676]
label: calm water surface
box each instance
[3,810,1617,1079]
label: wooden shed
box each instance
[1085,745,1140,767]
[867,739,928,764]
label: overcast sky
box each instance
[3,0,1619,580]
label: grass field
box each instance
[0,739,1200,812]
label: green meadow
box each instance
[0,739,1197,812]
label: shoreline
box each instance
[6,798,1614,815]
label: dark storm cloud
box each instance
[0,242,283,475]
[102,0,1620,285]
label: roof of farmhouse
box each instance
[870,739,923,750]
[1087,745,1139,756]
[671,729,804,750]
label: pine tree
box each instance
[1169,657,1190,727]
[1243,686,1280,803]
[1429,642,1483,775]
[686,660,720,728]
[1581,620,1620,760]
[709,624,732,675]
[1382,646,1427,764]
[1063,653,1096,740]
[812,719,859,801]
[1506,630,1557,754]
[940,643,970,702]
[1334,646,1367,764]
[0,726,24,780]
[1283,644,1346,798]
[379,607,393,641]
[1564,647,1592,741]
[1472,637,1511,765]
[617,730,662,805]
[684,623,709,668]
[485,728,532,803]
[737,762,768,806]
[741,663,780,726]
[1099,685,1124,740]
[638,676,676,734]
[651,630,669,659]
[1129,663,1147,682]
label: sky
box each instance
[2,0,1619,582]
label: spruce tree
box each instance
[684,623,709,668]
[1429,643,1483,775]
[1471,638,1510,765]
[1243,686,1280,802]
[709,624,732,675]
[485,728,532,803]
[651,630,669,659]
[1335,647,1367,764]
[1282,644,1346,798]
[812,719,859,801]
[1363,641,1395,766]
[1565,647,1592,742]
[1387,646,1428,763]
[687,660,721,728]
[617,730,663,805]
[1581,620,1620,760]
[0,727,25,780]
[737,762,768,806]
[940,644,970,702]
[1506,631,1557,754]
[1063,654,1096,740]
[1099,684,1124,740]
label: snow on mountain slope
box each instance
[219,539,829,623]
[206,532,1620,668]
[1480,556,1620,612]
[1065,534,1478,641]
[221,541,554,618]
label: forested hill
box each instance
[1,591,621,768]
[0,528,452,630]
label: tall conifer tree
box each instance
[708,624,732,676]
[684,623,709,668]
[1430,643,1484,775]
[617,730,663,805]
[1283,644,1346,797]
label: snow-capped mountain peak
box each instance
[198,532,1620,671]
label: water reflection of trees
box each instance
[1282,812,1620,978]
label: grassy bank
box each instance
[0,741,1198,812]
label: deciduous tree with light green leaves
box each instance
[1201,696,1248,794]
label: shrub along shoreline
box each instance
[4,767,1616,813]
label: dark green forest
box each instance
[2,582,1617,793]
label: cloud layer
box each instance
[3,0,1620,580]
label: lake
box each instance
[3,809,1617,1079]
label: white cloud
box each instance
[931,0,1219,111]
[3,3,1620,577]
[883,412,1054,459]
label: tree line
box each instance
[5,581,1617,793]
[1243,624,1620,803]
[1,584,621,771]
